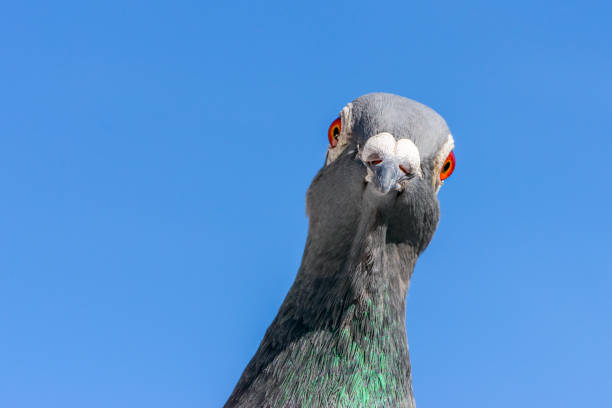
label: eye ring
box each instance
[327,117,342,148]
[440,150,455,181]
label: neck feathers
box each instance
[225,212,418,408]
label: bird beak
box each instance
[371,161,403,194]
[359,132,421,194]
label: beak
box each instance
[371,161,403,194]
[359,131,420,194]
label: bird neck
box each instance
[299,208,417,330]
[273,211,418,406]
[225,210,419,408]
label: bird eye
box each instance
[327,117,341,148]
[440,150,455,181]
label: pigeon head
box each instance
[308,93,455,255]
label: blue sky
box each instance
[1,1,611,407]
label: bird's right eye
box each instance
[440,150,455,181]
[328,117,342,148]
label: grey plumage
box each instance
[225,93,454,408]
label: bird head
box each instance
[307,93,455,254]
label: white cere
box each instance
[359,132,422,178]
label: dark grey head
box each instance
[308,92,455,255]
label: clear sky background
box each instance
[1,1,611,407]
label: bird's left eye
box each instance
[440,150,455,181]
[327,117,341,148]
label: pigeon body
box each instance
[225,93,455,408]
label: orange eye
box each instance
[440,150,455,181]
[327,117,341,148]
